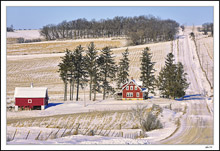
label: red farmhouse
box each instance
[14,84,49,111]
[121,79,147,100]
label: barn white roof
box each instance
[14,87,48,98]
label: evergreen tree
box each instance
[174,62,190,98]
[99,47,117,100]
[69,51,75,100]
[156,53,189,98]
[156,67,167,98]
[140,47,156,99]
[73,45,88,101]
[163,53,176,98]
[58,49,72,101]
[85,42,99,101]
[92,62,101,101]
[117,48,130,88]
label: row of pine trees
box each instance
[58,42,189,101]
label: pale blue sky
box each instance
[7,6,213,29]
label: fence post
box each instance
[53,129,60,138]
[35,131,42,140]
[120,131,123,137]
[69,127,74,134]
[61,128,67,137]
[12,129,17,140]
[25,130,30,140]
[76,123,80,130]
[74,123,80,135]
[46,131,53,140]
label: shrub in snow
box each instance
[131,103,163,133]
[131,103,148,131]
[151,104,163,115]
[142,112,163,132]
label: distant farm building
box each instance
[115,78,147,100]
[14,84,49,111]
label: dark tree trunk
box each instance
[71,80,74,100]
[70,79,72,100]
[64,81,67,101]
[89,76,92,100]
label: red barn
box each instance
[121,79,147,100]
[14,85,49,111]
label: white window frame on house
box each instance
[135,86,137,90]
[136,92,139,97]
[28,99,32,103]
[126,92,129,97]
[126,92,133,97]
[126,86,129,90]
[130,86,133,90]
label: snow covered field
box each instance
[7,98,185,144]
[7,98,182,118]
[7,30,43,40]
[6,40,170,99]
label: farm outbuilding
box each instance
[121,78,147,100]
[14,84,49,111]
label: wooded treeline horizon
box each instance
[40,15,180,45]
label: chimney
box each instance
[31,83,33,88]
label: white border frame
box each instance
[1,1,219,150]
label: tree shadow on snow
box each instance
[45,103,63,109]
[175,94,204,101]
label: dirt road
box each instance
[161,97,213,144]
[161,28,213,144]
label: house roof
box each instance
[122,79,145,91]
[14,87,48,98]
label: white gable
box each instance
[122,80,142,91]
[14,87,48,98]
